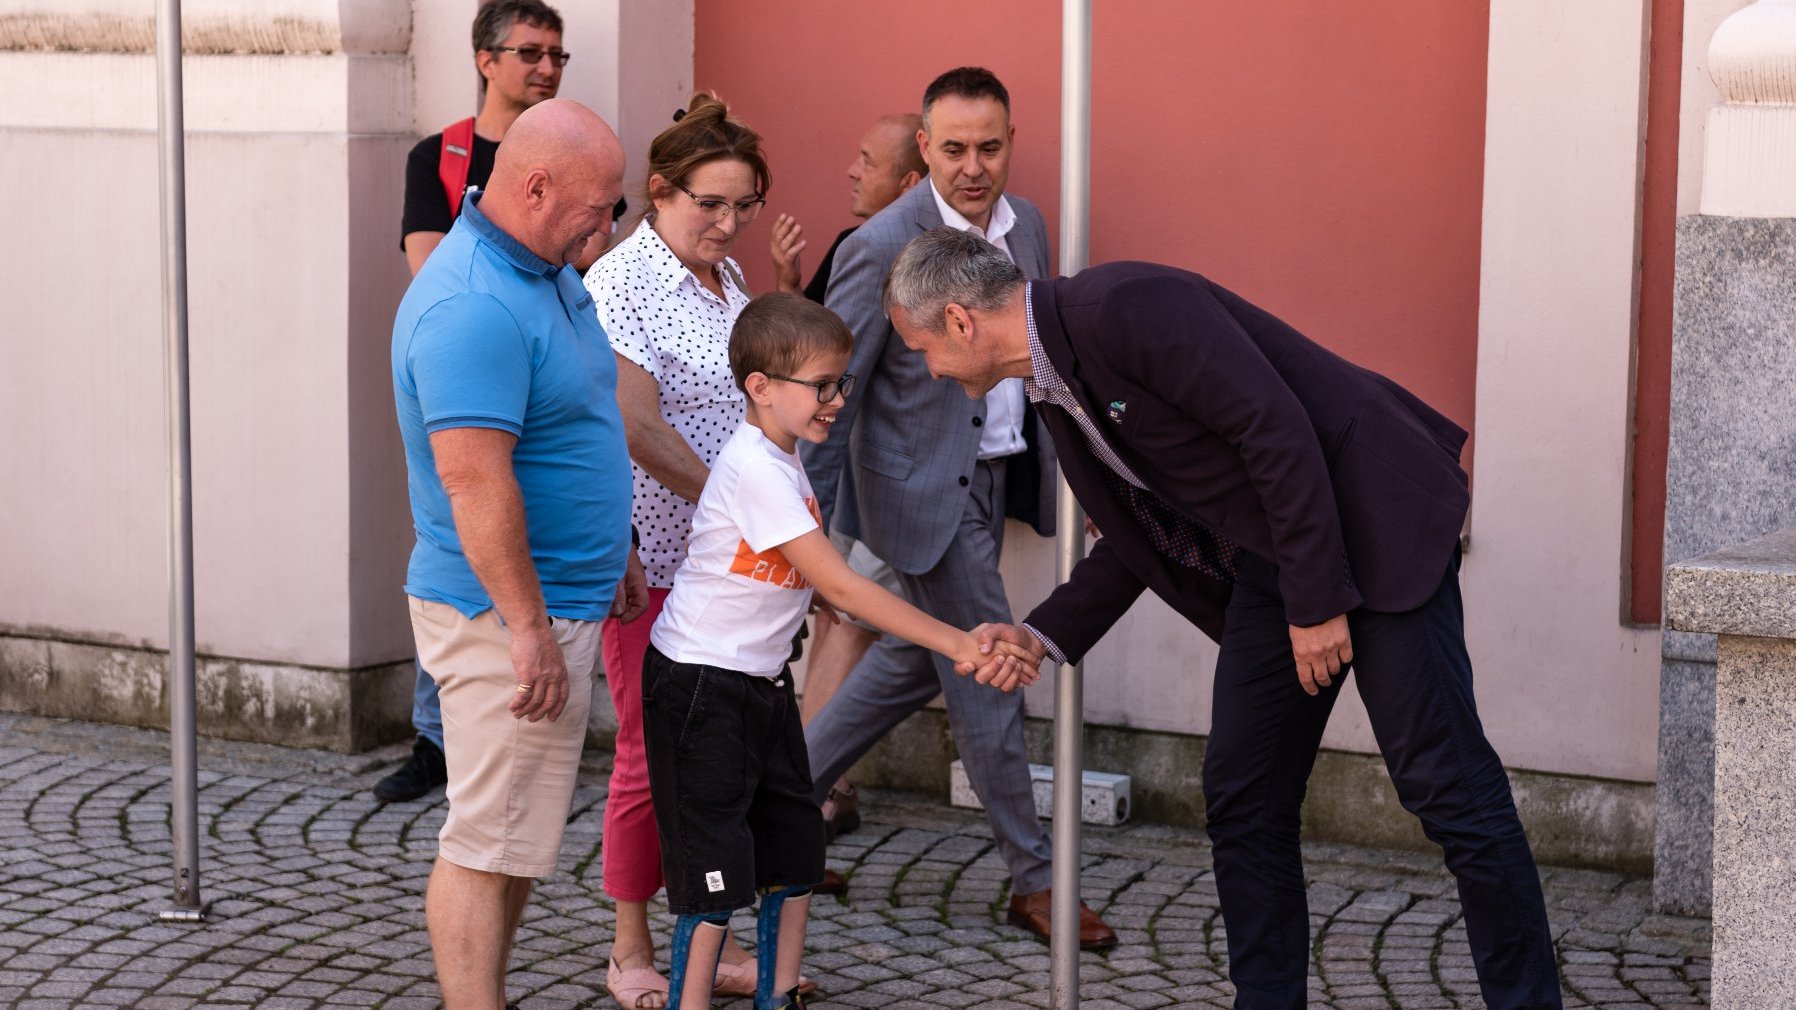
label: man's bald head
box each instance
[874,113,926,178]
[848,112,927,218]
[481,99,626,267]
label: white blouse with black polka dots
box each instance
[584,219,750,588]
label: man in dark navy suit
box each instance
[888,228,1562,1010]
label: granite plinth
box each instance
[1665,527,1796,1008]
[1662,217,1796,648]
[1656,213,1796,914]
[1665,525,1796,638]
[1652,658,1715,916]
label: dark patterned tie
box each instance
[1100,467,1240,584]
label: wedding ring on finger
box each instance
[515,684,532,694]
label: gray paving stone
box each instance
[0,713,1713,1009]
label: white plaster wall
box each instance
[1,0,416,670]
[411,0,480,137]
[616,0,694,200]
[406,0,685,201]
[0,0,408,54]
[1464,0,1662,782]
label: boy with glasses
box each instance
[642,293,1035,1009]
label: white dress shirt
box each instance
[929,181,1028,460]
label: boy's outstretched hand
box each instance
[953,622,1047,692]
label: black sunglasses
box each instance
[490,45,571,67]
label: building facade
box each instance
[3,0,1782,881]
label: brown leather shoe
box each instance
[812,869,848,896]
[823,785,861,843]
[1006,888,1118,951]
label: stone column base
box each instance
[0,632,413,753]
[824,707,1655,874]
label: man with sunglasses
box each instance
[380,0,568,806]
[400,0,569,277]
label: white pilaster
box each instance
[1699,0,1796,216]
[1463,0,1662,781]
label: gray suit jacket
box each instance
[803,182,1058,575]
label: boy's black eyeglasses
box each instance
[765,373,855,402]
[492,45,572,67]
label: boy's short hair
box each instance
[729,293,855,392]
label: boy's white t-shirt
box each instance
[650,422,822,677]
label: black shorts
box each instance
[642,644,826,915]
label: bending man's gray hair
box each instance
[883,227,1027,333]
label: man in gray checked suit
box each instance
[801,67,1116,949]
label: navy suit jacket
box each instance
[1023,263,1471,663]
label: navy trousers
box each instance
[1203,550,1561,1010]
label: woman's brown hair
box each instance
[645,92,771,202]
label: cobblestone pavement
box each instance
[0,714,1708,1009]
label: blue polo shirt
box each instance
[392,190,632,621]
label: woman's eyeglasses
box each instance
[677,186,766,224]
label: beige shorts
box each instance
[409,596,598,878]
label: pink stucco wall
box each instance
[694,0,1490,436]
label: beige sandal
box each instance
[712,957,817,998]
[607,956,670,1010]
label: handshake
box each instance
[952,623,1049,693]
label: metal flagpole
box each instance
[1050,0,1091,1005]
[154,0,205,923]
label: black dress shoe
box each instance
[373,736,447,803]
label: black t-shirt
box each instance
[804,226,860,304]
[401,129,500,246]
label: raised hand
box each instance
[770,213,807,293]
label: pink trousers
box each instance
[599,587,670,902]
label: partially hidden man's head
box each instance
[918,67,1015,229]
[883,227,1025,399]
[484,99,625,268]
[848,113,925,219]
[472,0,567,112]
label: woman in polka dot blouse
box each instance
[582,92,789,1007]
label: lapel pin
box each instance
[1107,400,1128,423]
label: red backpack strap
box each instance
[438,117,477,221]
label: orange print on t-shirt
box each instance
[728,496,822,589]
